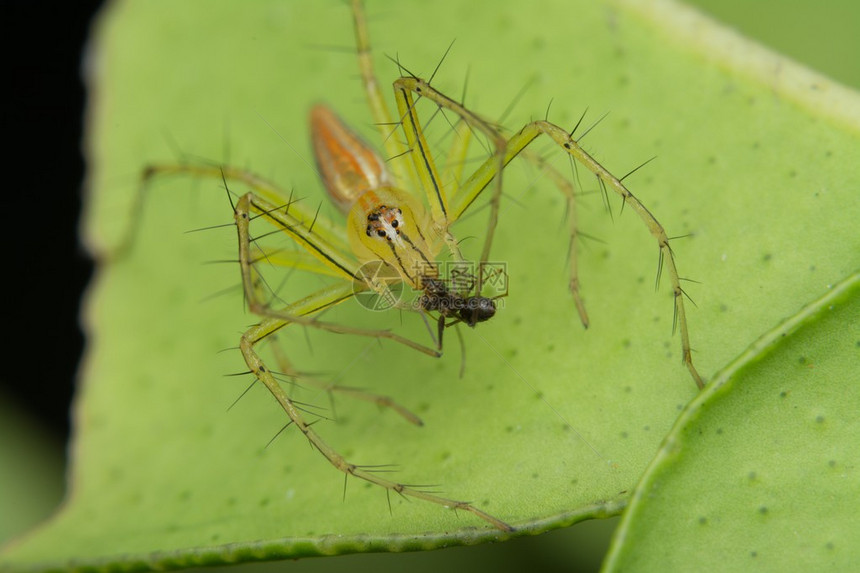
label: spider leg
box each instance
[391,77,704,389]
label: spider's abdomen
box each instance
[310,104,390,214]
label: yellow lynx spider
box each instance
[137,0,703,532]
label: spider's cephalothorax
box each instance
[346,187,438,289]
[365,205,402,240]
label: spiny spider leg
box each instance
[390,76,704,389]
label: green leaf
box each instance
[2,0,858,571]
[603,273,860,571]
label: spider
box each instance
[137,0,703,532]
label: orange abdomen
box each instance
[310,104,390,214]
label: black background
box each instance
[3,2,104,444]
